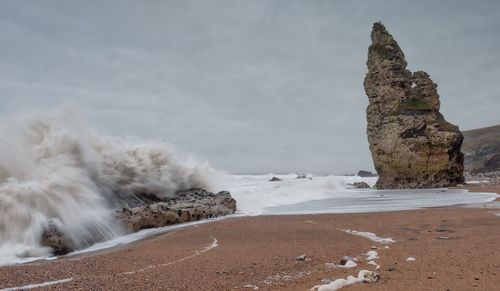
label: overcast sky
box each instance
[0,0,499,174]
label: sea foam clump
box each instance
[0,113,213,265]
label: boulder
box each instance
[41,223,72,256]
[269,177,282,182]
[364,22,464,189]
[352,181,370,189]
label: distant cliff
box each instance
[364,22,464,189]
[462,124,500,173]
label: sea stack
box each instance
[363,22,464,189]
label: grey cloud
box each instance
[0,0,499,173]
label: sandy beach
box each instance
[0,186,498,291]
[1,2,499,291]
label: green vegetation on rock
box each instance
[400,98,433,110]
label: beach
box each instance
[0,185,498,291]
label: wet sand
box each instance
[0,186,499,290]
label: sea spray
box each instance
[0,113,213,265]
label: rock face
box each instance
[364,22,464,189]
[116,189,236,232]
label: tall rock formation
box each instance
[364,22,464,189]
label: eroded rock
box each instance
[351,181,370,189]
[116,189,236,232]
[364,22,464,189]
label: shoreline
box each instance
[0,185,498,290]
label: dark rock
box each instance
[364,22,464,189]
[269,177,282,182]
[362,271,380,283]
[351,181,371,189]
[340,256,353,265]
[41,223,73,255]
[357,170,377,177]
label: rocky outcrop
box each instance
[116,189,236,232]
[364,22,464,189]
[42,189,236,254]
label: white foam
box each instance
[341,259,357,268]
[0,278,73,291]
[466,180,490,184]
[367,261,379,269]
[70,217,224,256]
[343,229,395,244]
[120,235,218,275]
[219,174,497,215]
[0,112,214,266]
[310,270,375,291]
[366,250,378,260]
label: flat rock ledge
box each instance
[42,189,236,254]
[116,189,237,232]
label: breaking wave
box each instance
[0,112,213,265]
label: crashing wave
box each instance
[0,112,213,264]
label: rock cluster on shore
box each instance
[364,22,464,189]
[42,189,236,254]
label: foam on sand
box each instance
[310,270,378,291]
[340,259,357,268]
[120,235,219,275]
[0,278,73,291]
[343,229,395,244]
[366,250,379,260]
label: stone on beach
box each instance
[351,181,370,189]
[117,189,237,232]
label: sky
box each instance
[0,0,499,174]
